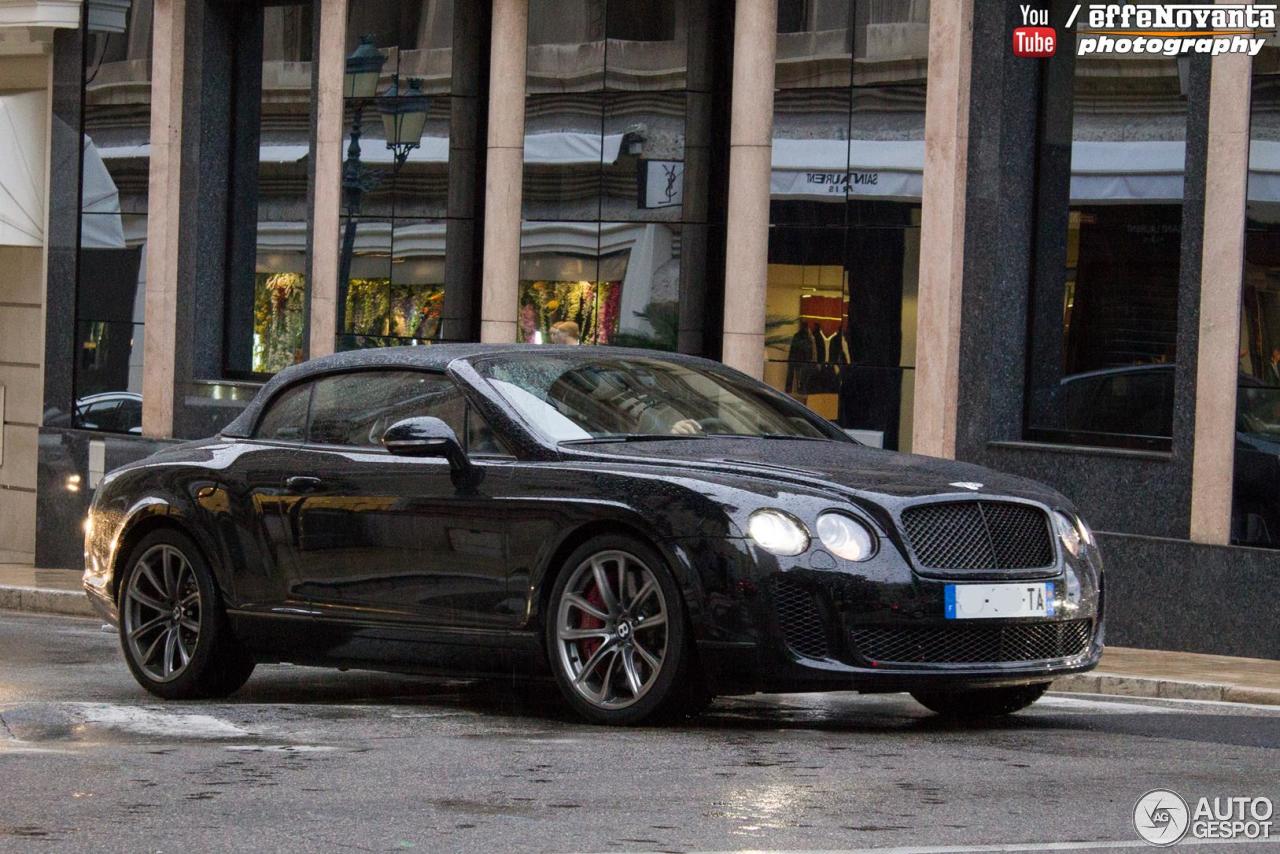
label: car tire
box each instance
[910,682,1051,719]
[117,528,256,700]
[544,534,707,725]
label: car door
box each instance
[231,380,318,607]
[283,369,517,632]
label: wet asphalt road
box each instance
[0,612,1278,854]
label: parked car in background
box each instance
[84,345,1103,725]
[45,391,143,435]
[1049,364,1280,547]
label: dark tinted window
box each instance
[78,400,121,432]
[307,371,467,448]
[1023,13,1189,450]
[467,407,508,455]
[1060,367,1174,438]
[255,383,312,441]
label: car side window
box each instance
[307,371,467,448]
[117,397,143,434]
[466,406,510,456]
[254,383,312,442]
[80,400,122,432]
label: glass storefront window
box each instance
[1024,41,1188,450]
[763,2,926,452]
[1235,48,1280,548]
[336,0,481,349]
[337,218,449,350]
[70,0,152,433]
[520,0,715,354]
[223,2,314,377]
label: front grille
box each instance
[772,577,830,659]
[850,619,1093,664]
[900,501,1055,571]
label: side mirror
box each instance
[382,416,483,491]
[382,417,465,465]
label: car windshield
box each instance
[471,353,841,443]
[1239,383,1280,439]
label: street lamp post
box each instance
[335,35,429,345]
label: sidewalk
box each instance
[0,564,95,618]
[2,564,1278,706]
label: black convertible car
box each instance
[84,345,1103,725]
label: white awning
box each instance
[98,132,627,168]
[0,91,47,247]
[770,138,924,202]
[79,132,126,249]
[769,137,1205,204]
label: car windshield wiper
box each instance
[560,434,709,445]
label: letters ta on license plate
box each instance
[945,582,1055,620]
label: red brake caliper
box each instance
[578,580,607,661]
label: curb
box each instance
[0,584,96,619]
[1053,672,1280,707]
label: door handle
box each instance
[285,475,326,494]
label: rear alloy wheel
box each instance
[910,682,1051,719]
[547,537,702,725]
[118,529,255,700]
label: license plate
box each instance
[945,582,1055,620]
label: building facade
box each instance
[0,0,1276,658]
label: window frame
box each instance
[248,367,515,458]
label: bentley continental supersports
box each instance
[84,345,1103,725]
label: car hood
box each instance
[565,438,1065,507]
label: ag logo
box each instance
[1134,789,1190,846]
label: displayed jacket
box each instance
[785,324,818,394]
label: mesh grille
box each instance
[772,577,830,659]
[900,501,1055,571]
[850,619,1093,664]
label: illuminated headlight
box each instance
[748,510,810,556]
[1053,510,1083,557]
[815,512,876,562]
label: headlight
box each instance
[1074,513,1095,549]
[815,512,876,561]
[1053,510,1082,557]
[748,509,809,556]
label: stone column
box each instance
[1189,49,1252,544]
[307,0,348,358]
[479,0,528,344]
[141,0,186,438]
[720,0,777,379]
[910,0,973,459]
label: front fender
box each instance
[84,479,234,610]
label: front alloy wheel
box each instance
[546,536,703,724]
[123,543,201,682]
[117,529,255,700]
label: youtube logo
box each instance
[1012,26,1056,57]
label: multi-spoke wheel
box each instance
[124,544,201,682]
[546,535,708,725]
[117,529,255,700]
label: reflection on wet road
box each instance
[0,612,1276,852]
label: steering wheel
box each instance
[695,417,732,433]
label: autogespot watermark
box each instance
[1133,788,1274,846]
[1012,3,1278,58]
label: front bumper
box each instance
[83,577,118,625]
[674,536,1105,696]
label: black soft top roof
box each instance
[219,343,725,438]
